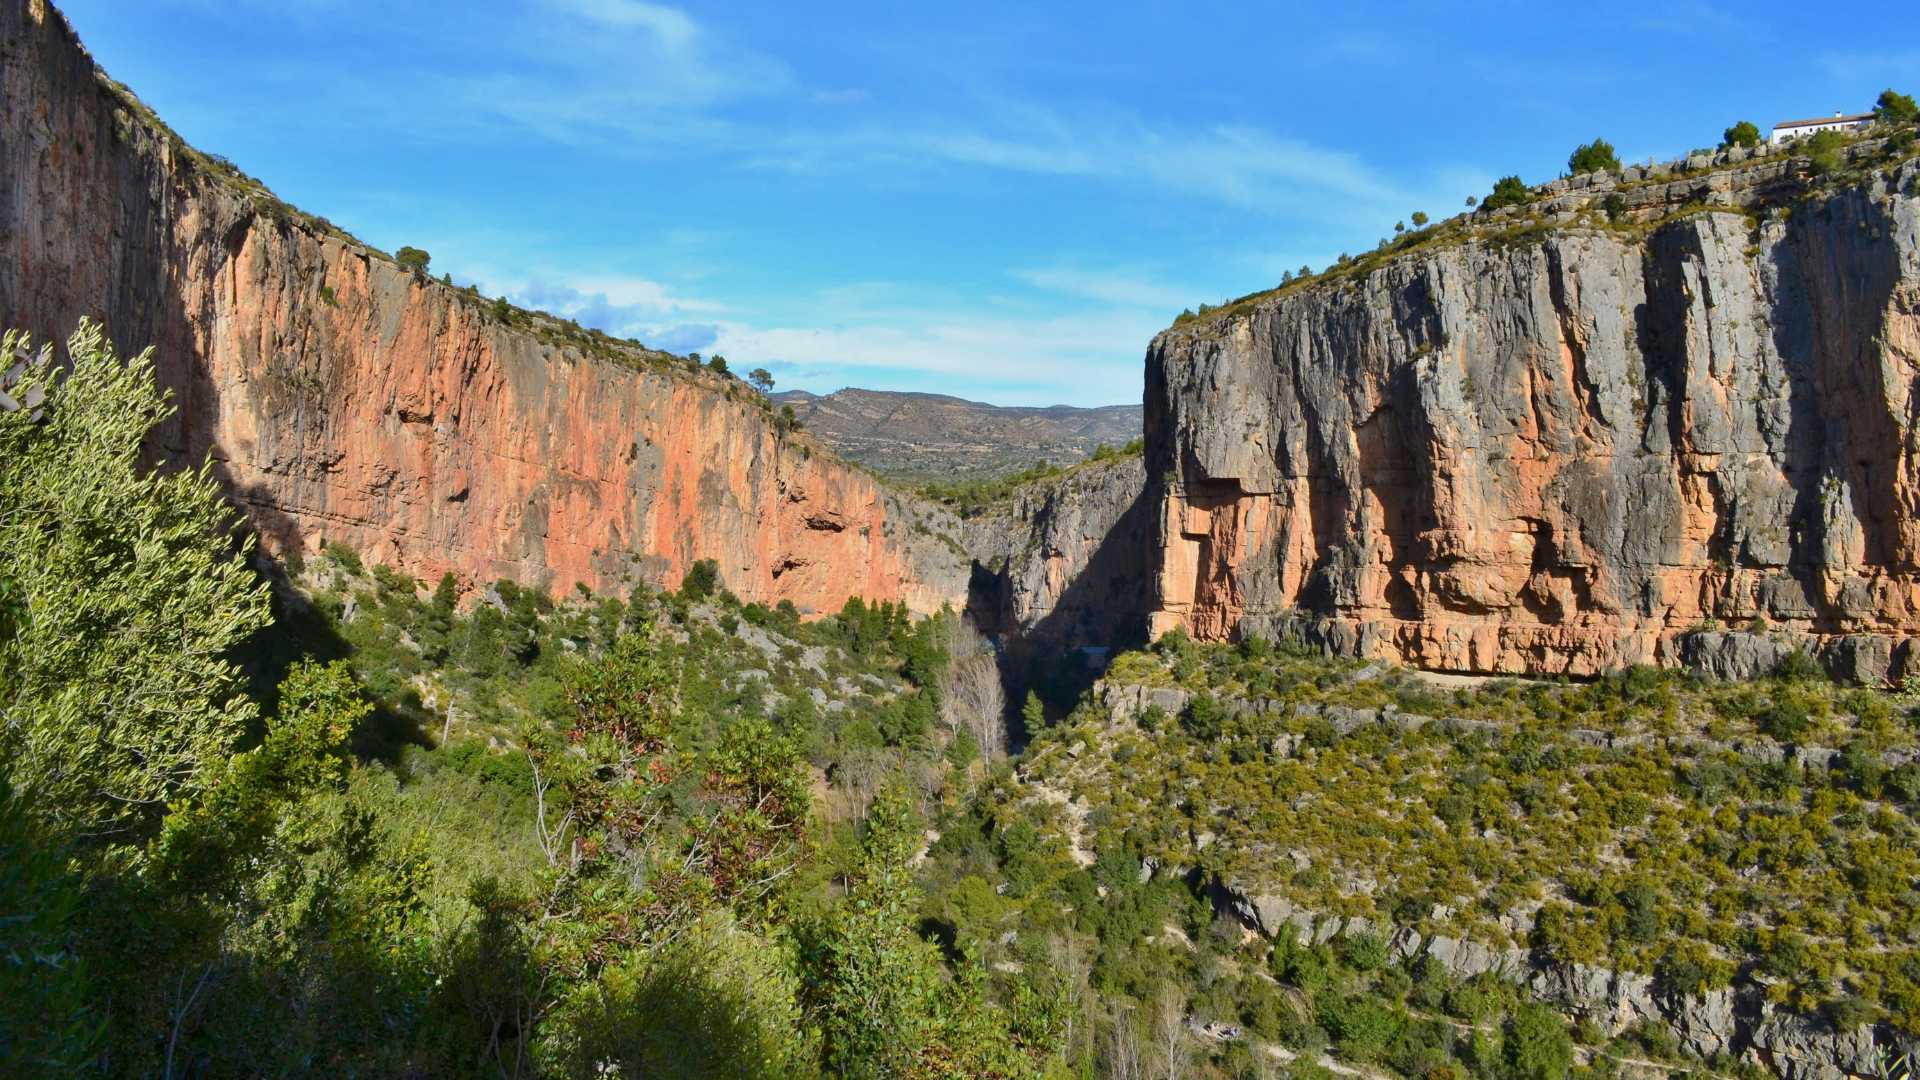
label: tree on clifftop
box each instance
[1567,138,1621,175]
[1877,88,1919,125]
[1483,176,1530,211]
[1722,120,1762,148]
[394,245,431,275]
[748,368,775,394]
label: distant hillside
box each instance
[771,387,1141,481]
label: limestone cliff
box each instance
[1147,138,1920,677]
[963,455,1151,645]
[0,1,969,613]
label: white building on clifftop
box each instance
[1770,111,1873,144]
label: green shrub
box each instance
[1182,693,1227,740]
[1339,929,1389,972]
[1567,138,1621,175]
[1773,648,1822,682]
[1484,175,1531,211]
[1876,88,1919,126]
[681,558,721,601]
[1805,129,1848,174]
[1505,1001,1573,1080]
[1321,995,1403,1061]
[1722,120,1762,149]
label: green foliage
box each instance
[921,460,1070,518]
[680,557,721,600]
[1568,138,1622,174]
[707,355,730,376]
[748,367,775,393]
[0,322,271,844]
[1723,120,1762,148]
[543,910,819,1078]
[1484,175,1531,211]
[394,245,432,275]
[1505,1001,1574,1080]
[1181,692,1226,740]
[0,770,97,1073]
[1022,690,1047,735]
[798,784,1050,1077]
[1055,638,1920,1032]
[1805,128,1849,174]
[1411,211,1429,227]
[0,324,1052,1076]
[1877,89,1919,125]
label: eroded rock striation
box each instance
[963,455,1152,645]
[1147,147,1920,677]
[0,1,969,612]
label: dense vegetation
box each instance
[0,323,1057,1078]
[10,322,1920,1080]
[1018,634,1920,1028]
[898,633,1920,1080]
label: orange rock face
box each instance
[0,1,969,612]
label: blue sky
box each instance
[58,0,1916,406]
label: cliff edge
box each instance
[0,0,969,613]
[1147,136,1920,678]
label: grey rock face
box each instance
[1145,151,1920,680]
[965,455,1153,646]
[1210,876,1905,1079]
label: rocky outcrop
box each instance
[1210,882,1915,1080]
[0,1,969,612]
[1146,142,1920,677]
[964,455,1152,645]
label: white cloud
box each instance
[1010,267,1193,312]
[550,0,698,45]
[707,302,1162,406]
[754,107,1429,220]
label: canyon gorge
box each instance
[8,0,1920,682]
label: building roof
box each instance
[1773,113,1873,130]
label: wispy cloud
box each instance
[504,277,724,355]
[1011,267,1194,312]
[1817,49,1920,85]
[757,109,1420,218]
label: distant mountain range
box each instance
[770,388,1141,482]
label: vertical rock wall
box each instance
[0,0,969,612]
[1146,151,1920,676]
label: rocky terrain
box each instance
[963,454,1152,645]
[1020,642,1920,1080]
[0,1,970,615]
[772,387,1140,481]
[1145,136,1920,679]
